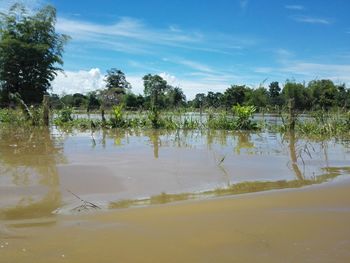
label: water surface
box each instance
[0,126,349,219]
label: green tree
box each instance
[268,81,283,106]
[282,81,311,110]
[143,74,168,109]
[72,93,87,108]
[167,86,186,108]
[123,92,145,109]
[205,91,223,108]
[223,85,251,108]
[308,79,338,110]
[192,93,206,108]
[249,87,269,108]
[48,93,61,109]
[60,94,74,107]
[335,84,347,108]
[86,92,100,111]
[105,68,131,93]
[0,4,70,105]
[99,69,131,108]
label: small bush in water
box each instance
[232,105,257,130]
[110,104,126,128]
[54,107,73,124]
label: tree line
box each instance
[49,75,350,112]
[189,80,350,111]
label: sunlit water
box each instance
[0,126,349,220]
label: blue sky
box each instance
[1,0,350,98]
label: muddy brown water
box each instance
[0,126,350,262]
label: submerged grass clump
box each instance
[2,105,350,140]
[0,107,46,126]
[52,105,261,131]
[207,105,259,131]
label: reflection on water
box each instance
[110,166,350,209]
[0,127,65,220]
[0,127,349,220]
[288,132,304,180]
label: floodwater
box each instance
[0,126,350,262]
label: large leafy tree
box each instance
[0,4,70,105]
[167,86,186,108]
[105,68,131,93]
[268,81,283,106]
[282,81,311,110]
[308,79,338,110]
[191,93,205,108]
[223,85,251,108]
[143,74,168,109]
[205,91,223,108]
[99,68,131,107]
[249,87,269,108]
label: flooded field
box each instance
[1,126,350,262]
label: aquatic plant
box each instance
[207,111,236,130]
[232,104,257,130]
[110,104,126,128]
[54,107,73,124]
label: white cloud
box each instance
[56,17,202,53]
[159,72,178,85]
[50,69,235,99]
[51,68,105,95]
[285,5,304,10]
[55,16,259,57]
[292,15,331,25]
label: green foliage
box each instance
[30,106,44,126]
[143,74,168,109]
[248,87,269,108]
[49,94,62,109]
[110,104,126,128]
[0,106,44,126]
[87,92,100,111]
[282,81,311,111]
[232,105,257,130]
[0,4,69,105]
[54,107,73,124]
[296,111,350,138]
[147,108,162,128]
[123,93,145,109]
[223,85,251,108]
[192,93,206,108]
[72,93,88,108]
[268,82,284,107]
[105,68,131,92]
[0,108,25,124]
[167,86,186,108]
[308,80,338,110]
[207,111,236,130]
[182,117,200,129]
